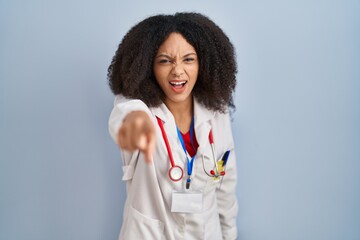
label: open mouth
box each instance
[169,80,187,89]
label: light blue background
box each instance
[1,0,359,240]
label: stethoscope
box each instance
[156,116,184,182]
[202,130,226,178]
[156,116,227,188]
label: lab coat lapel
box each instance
[151,103,173,124]
[151,99,215,163]
[151,103,186,165]
[151,103,178,146]
[193,98,214,155]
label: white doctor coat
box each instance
[109,95,238,240]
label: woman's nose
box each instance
[171,62,184,77]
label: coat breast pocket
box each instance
[198,147,230,193]
[120,206,165,240]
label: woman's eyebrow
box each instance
[155,52,197,58]
[182,53,197,58]
[155,54,172,59]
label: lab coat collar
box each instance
[193,98,214,154]
[151,102,174,124]
[193,97,215,128]
[150,97,214,157]
[150,97,215,125]
[151,98,215,156]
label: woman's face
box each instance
[153,33,199,108]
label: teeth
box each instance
[170,81,186,85]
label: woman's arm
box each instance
[108,95,156,163]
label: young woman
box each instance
[108,12,238,240]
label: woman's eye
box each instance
[184,58,195,63]
[158,59,171,64]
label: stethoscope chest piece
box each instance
[168,165,184,182]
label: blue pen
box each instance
[221,150,230,167]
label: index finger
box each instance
[143,128,156,163]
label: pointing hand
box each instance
[117,111,156,163]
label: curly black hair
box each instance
[108,12,237,113]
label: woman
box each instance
[108,12,238,240]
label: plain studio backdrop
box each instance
[0,0,359,240]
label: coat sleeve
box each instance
[108,95,153,180]
[216,113,239,240]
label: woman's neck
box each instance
[165,97,193,133]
